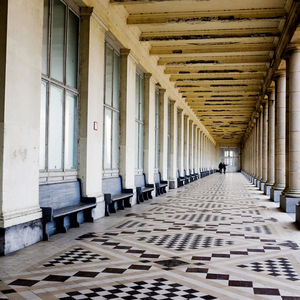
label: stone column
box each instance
[169,100,178,188]
[281,47,300,213]
[265,87,275,196]
[189,120,194,173]
[257,106,263,188]
[194,126,198,172]
[271,71,286,202]
[177,109,184,175]
[255,114,260,185]
[0,0,43,255]
[261,100,269,191]
[159,88,169,181]
[199,131,203,171]
[143,73,156,186]
[120,49,137,197]
[184,115,189,174]
[79,8,106,218]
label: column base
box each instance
[253,178,257,186]
[264,184,272,196]
[270,188,283,203]
[296,202,300,224]
[169,180,177,189]
[260,181,266,192]
[256,179,261,188]
[0,219,43,255]
[280,194,300,213]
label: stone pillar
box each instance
[255,114,260,185]
[194,126,198,172]
[169,100,177,188]
[199,131,203,171]
[281,47,300,213]
[261,100,269,191]
[189,120,194,173]
[143,73,156,185]
[177,109,184,175]
[257,106,263,188]
[120,49,137,197]
[0,0,43,255]
[271,71,286,202]
[265,87,275,196]
[78,8,106,218]
[159,88,169,181]
[184,115,189,174]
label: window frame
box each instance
[135,71,144,174]
[40,0,80,183]
[103,42,121,178]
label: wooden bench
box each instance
[154,171,168,196]
[135,174,154,203]
[200,169,209,178]
[102,176,133,216]
[177,169,185,187]
[39,179,96,241]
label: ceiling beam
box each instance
[127,8,286,25]
[150,43,274,55]
[158,55,270,65]
[165,64,267,74]
[170,73,264,81]
[140,27,281,41]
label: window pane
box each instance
[40,81,47,170]
[104,108,112,169]
[139,123,144,169]
[135,74,139,119]
[105,45,113,106]
[112,111,119,169]
[42,0,49,74]
[135,122,139,169]
[65,92,77,169]
[113,52,120,109]
[139,77,144,121]
[50,0,65,82]
[48,85,63,169]
[66,10,79,89]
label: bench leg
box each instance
[56,217,67,233]
[84,209,94,222]
[148,191,153,199]
[118,199,125,210]
[109,203,117,213]
[105,203,110,216]
[70,213,80,228]
[124,198,131,208]
[42,223,49,241]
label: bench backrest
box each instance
[177,169,181,178]
[154,172,159,184]
[184,169,187,176]
[102,176,123,196]
[39,180,81,209]
[135,174,146,187]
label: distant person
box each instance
[223,163,227,174]
[218,162,223,173]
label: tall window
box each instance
[154,89,160,170]
[224,150,234,166]
[135,73,144,172]
[103,43,120,173]
[40,0,79,179]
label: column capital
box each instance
[177,107,183,113]
[159,87,166,95]
[169,99,176,105]
[144,73,152,80]
[184,114,189,120]
[120,48,131,57]
[273,69,286,79]
[80,7,93,17]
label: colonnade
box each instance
[242,47,300,222]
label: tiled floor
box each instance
[1,173,300,299]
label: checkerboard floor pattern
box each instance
[1,173,300,300]
[57,278,218,300]
[238,257,300,281]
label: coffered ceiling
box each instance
[110,0,300,144]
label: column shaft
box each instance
[261,101,269,191]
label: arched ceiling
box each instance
[110,0,300,144]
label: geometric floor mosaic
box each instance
[1,173,300,300]
[238,257,300,281]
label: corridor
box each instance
[0,173,300,299]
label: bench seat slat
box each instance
[112,193,134,201]
[53,203,96,218]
